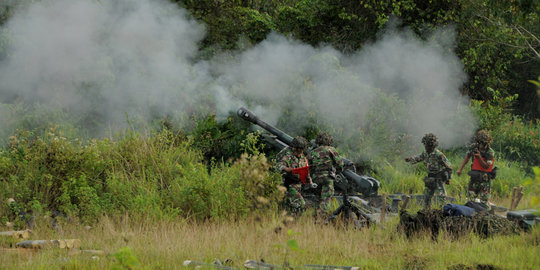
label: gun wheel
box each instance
[332,210,370,229]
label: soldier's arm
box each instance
[330,147,346,171]
[485,149,495,167]
[304,156,316,185]
[456,153,471,176]
[439,152,452,169]
[474,151,492,169]
[276,155,292,173]
[406,153,424,164]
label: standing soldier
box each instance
[456,130,496,209]
[405,133,452,209]
[308,132,345,219]
[276,136,313,216]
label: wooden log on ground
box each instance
[16,239,81,249]
[513,189,524,210]
[510,187,518,210]
[0,229,31,240]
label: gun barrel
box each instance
[237,107,293,145]
[237,107,379,197]
[343,171,379,197]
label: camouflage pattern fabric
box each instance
[308,145,345,217]
[423,177,447,209]
[275,148,309,173]
[467,177,491,204]
[285,183,305,215]
[467,146,495,206]
[276,147,309,215]
[399,209,521,239]
[409,149,451,174]
[467,146,495,163]
[408,149,452,209]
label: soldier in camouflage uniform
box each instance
[308,132,345,219]
[456,130,496,208]
[405,133,452,209]
[275,136,312,216]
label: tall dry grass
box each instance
[1,210,539,269]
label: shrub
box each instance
[471,91,540,166]
[0,127,281,222]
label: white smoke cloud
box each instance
[0,0,476,156]
[0,0,205,132]
[215,28,475,150]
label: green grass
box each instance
[0,214,538,269]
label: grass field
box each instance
[1,199,539,270]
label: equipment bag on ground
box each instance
[443,204,475,217]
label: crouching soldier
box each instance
[276,136,313,216]
[405,133,452,209]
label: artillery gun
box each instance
[237,107,379,197]
[237,107,393,226]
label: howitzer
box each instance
[237,107,379,197]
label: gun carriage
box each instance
[237,107,402,226]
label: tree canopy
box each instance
[176,0,539,117]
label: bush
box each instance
[491,117,540,167]
[0,127,281,223]
[471,92,540,166]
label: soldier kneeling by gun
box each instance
[405,133,452,209]
[275,136,316,216]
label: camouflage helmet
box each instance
[474,129,492,145]
[315,132,333,146]
[290,136,308,150]
[421,133,438,148]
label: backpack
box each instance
[465,201,489,213]
[443,204,476,217]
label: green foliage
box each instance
[228,153,283,214]
[471,90,540,166]
[376,161,424,195]
[524,167,540,209]
[176,0,539,115]
[491,117,540,166]
[178,1,277,50]
[234,7,275,43]
[285,229,302,252]
[457,0,539,116]
[189,113,268,163]
[273,229,304,265]
[0,127,280,222]
[112,247,140,270]
[0,0,538,225]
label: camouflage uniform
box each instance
[457,130,496,208]
[467,146,495,203]
[408,149,452,209]
[308,145,345,218]
[276,147,309,215]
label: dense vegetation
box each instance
[0,0,538,226]
[177,0,539,117]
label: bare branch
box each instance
[513,26,540,59]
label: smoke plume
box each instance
[0,0,476,157]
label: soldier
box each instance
[275,136,313,216]
[308,132,345,219]
[456,130,496,209]
[405,133,452,209]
